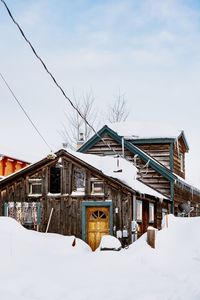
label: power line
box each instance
[1,0,118,156]
[1,0,171,201]
[0,72,53,152]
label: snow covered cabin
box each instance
[0,149,169,250]
[77,122,200,216]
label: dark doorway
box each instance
[50,166,61,193]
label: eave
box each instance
[175,177,200,196]
[129,138,175,145]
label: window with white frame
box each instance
[91,178,104,194]
[149,203,154,223]
[29,179,42,195]
[136,200,142,222]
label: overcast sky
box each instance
[1,0,200,187]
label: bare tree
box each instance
[62,91,98,149]
[108,91,129,123]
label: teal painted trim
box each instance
[81,201,113,242]
[78,125,109,153]
[4,202,8,216]
[37,203,42,225]
[170,181,174,214]
[79,125,176,182]
[169,142,174,172]
[130,138,175,145]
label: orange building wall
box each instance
[0,156,29,176]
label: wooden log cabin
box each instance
[78,122,200,216]
[0,149,169,250]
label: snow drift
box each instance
[1,215,200,300]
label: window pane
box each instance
[149,203,154,223]
[136,200,142,221]
[73,167,85,191]
[91,182,104,194]
[32,183,42,194]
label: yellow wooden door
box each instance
[87,207,109,251]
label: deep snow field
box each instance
[1,215,200,300]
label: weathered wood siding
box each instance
[134,143,171,169]
[0,156,134,245]
[86,133,124,155]
[173,137,186,179]
[86,133,171,198]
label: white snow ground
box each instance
[1,215,200,300]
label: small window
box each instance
[149,203,154,223]
[136,200,142,222]
[29,179,42,195]
[50,166,61,194]
[180,153,184,172]
[90,210,107,220]
[91,181,104,194]
[72,167,85,193]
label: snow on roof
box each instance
[0,148,167,199]
[0,151,30,164]
[108,121,183,140]
[175,174,200,194]
[69,149,168,199]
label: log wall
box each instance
[173,137,186,179]
[86,134,171,198]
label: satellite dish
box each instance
[178,203,192,214]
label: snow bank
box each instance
[97,235,122,251]
[0,217,91,257]
[1,216,200,300]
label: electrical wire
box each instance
[0,72,53,152]
[3,0,165,175]
[1,0,118,156]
